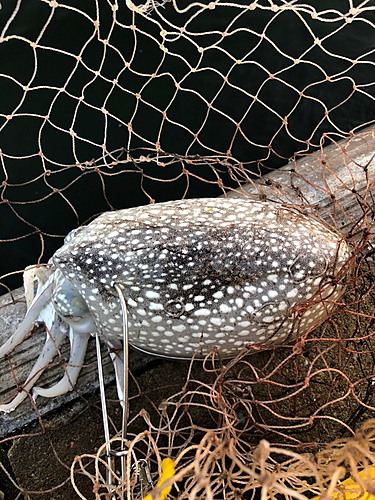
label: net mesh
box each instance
[70,418,375,500]
[1,0,375,499]
[1,0,375,291]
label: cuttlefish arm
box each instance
[33,327,91,399]
[0,279,55,360]
[0,311,66,413]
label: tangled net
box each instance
[71,417,375,500]
[1,0,375,499]
[1,0,375,292]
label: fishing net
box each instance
[1,0,375,499]
[1,0,375,292]
[71,418,375,500]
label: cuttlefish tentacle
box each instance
[32,268,96,399]
[33,328,91,399]
[23,265,53,311]
[0,279,55,359]
[0,313,65,413]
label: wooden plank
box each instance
[226,126,375,239]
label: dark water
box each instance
[0,0,374,293]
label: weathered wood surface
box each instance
[227,126,375,239]
[0,126,373,437]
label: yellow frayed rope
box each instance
[144,458,175,500]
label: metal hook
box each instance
[131,459,153,498]
[114,283,130,483]
[95,332,113,487]
[96,283,130,490]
